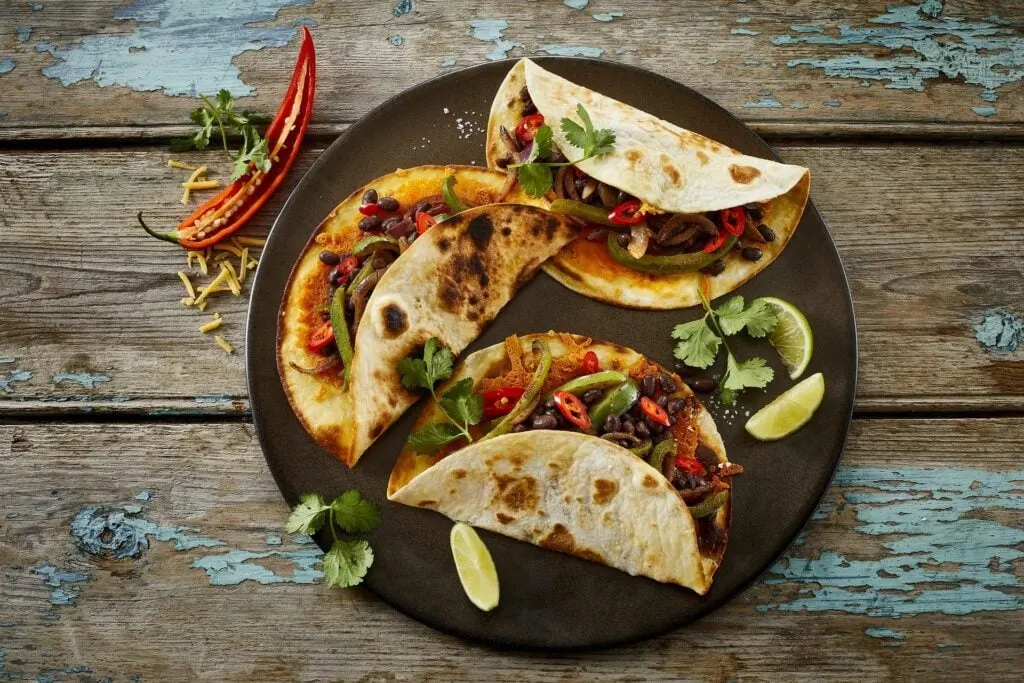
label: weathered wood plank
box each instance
[0,0,1021,139]
[0,418,1020,680]
[2,142,1021,413]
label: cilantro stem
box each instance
[508,153,597,171]
[699,289,734,358]
[430,387,473,444]
[200,94,229,154]
[328,507,340,542]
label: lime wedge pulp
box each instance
[758,296,814,380]
[745,373,825,441]
[450,522,500,611]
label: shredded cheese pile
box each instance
[170,159,223,205]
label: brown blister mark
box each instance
[381,303,408,339]
[501,226,512,237]
[438,238,451,252]
[729,164,761,184]
[492,474,539,512]
[417,500,439,509]
[663,163,681,185]
[696,151,709,165]
[539,524,605,563]
[369,420,387,440]
[592,479,618,505]
[643,474,659,488]
[468,215,494,249]
[452,469,467,479]
[625,149,641,164]
[496,512,514,525]
[479,272,490,288]
[602,511,614,526]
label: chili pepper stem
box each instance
[137,210,181,245]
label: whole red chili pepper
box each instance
[608,199,646,226]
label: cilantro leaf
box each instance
[329,490,380,534]
[561,103,616,158]
[671,317,722,369]
[716,296,778,337]
[438,378,484,428]
[285,492,329,535]
[231,126,271,181]
[408,421,466,453]
[323,540,374,588]
[517,162,554,197]
[528,124,553,163]
[398,337,454,392]
[723,355,774,393]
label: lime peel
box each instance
[758,296,814,380]
[745,372,825,441]
[450,522,500,611]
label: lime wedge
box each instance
[745,373,825,441]
[450,522,499,611]
[759,296,814,380]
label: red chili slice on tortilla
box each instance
[640,396,671,426]
[554,391,592,430]
[579,351,600,375]
[674,456,706,476]
[482,387,525,420]
[719,206,745,236]
[307,321,335,353]
[515,113,545,143]
[416,211,437,234]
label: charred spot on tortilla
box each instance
[625,149,641,164]
[496,512,514,525]
[369,420,387,441]
[643,474,659,489]
[438,238,451,252]
[592,479,618,505]
[493,474,539,512]
[729,164,762,184]
[479,272,490,288]
[452,469,467,480]
[417,500,438,509]
[539,523,576,554]
[663,163,681,185]
[381,303,408,338]
[696,150,709,165]
[546,217,560,240]
[501,226,512,237]
[467,215,494,249]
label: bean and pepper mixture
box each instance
[498,86,776,276]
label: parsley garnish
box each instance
[399,338,484,452]
[510,104,616,197]
[672,292,778,404]
[170,88,273,181]
[285,489,381,589]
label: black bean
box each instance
[603,415,621,433]
[522,102,538,116]
[621,420,635,436]
[635,420,650,439]
[362,189,378,205]
[656,394,669,408]
[687,377,718,393]
[512,423,526,433]
[581,389,604,405]
[745,205,764,221]
[742,247,763,262]
[544,397,557,411]
[756,224,776,242]
[328,268,344,287]
[617,233,630,248]
[640,375,657,397]
[629,401,644,417]
[319,250,340,265]
[519,85,532,103]
[667,398,685,415]
[658,373,677,393]
[646,419,665,435]
[700,259,726,276]
[379,197,400,212]
[496,155,511,170]
[531,414,558,430]
[358,215,382,232]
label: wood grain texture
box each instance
[0,418,1020,681]
[1,142,1021,413]
[0,0,1021,140]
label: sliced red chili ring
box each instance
[702,230,728,254]
[640,396,671,426]
[482,387,526,420]
[554,390,592,430]
[307,320,335,353]
[515,113,545,143]
[719,206,745,236]
[579,351,600,375]
[358,203,381,216]
[608,199,646,226]
[416,211,436,234]
[674,455,706,476]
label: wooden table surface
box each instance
[1,1,1022,680]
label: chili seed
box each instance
[742,247,763,262]
[658,373,677,393]
[687,377,718,393]
[359,215,383,232]
[635,420,651,439]
[603,415,621,433]
[756,223,776,242]
[656,394,669,408]
[379,197,400,212]
[362,189,378,205]
[700,259,726,276]
[581,388,604,405]
[318,250,340,265]
[640,375,657,397]
[532,414,558,430]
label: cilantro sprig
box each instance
[510,104,616,197]
[170,88,273,181]
[398,338,484,452]
[672,292,778,404]
[285,490,381,589]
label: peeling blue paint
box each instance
[592,12,623,22]
[699,58,718,66]
[759,466,1024,616]
[135,490,151,501]
[730,28,760,36]
[974,311,1023,352]
[291,534,315,544]
[392,0,412,17]
[438,56,456,69]
[736,17,750,24]
[823,99,843,107]
[38,0,314,96]
[0,369,31,393]
[122,504,143,514]
[865,627,906,640]
[742,95,783,108]
[193,394,232,403]
[388,34,406,46]
[32,3,44,10]
[52,372,110,390]
[469,19,522,61]
[191,548,323,585]
[33,564,90,607]
[790,102,809,109]
[0,58,14,74]
[536,44,604,58]
[0,358,14,363]
[771,3,1024,96]
[265,535,283,545]
[743,59,760,66]
[71,506,223,559]
[790,25,824,34]
[936,642,963,648]
[563,0,588,10]
[980,90,997,102]
[972,106,996,117]
[17,27,32,42]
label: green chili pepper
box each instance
[481,339,552,441]
[137,211,181,245]
[688,489,729,519]
[542,370,628,402]
[352,234,400,256]
[587,379,640,431]
[329,288,353,386]
[345,258,375,295]
[649,438,675,473]
[434,213,452,223]
[548,199,617,227]
[630,440,653,458]
[606,233,737,274]
[441,175,468,215]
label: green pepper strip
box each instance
[649,438,675,473]
[329,288,354,386]
[137,211,181,245]
[345,258,375,295]
[587,379,640,431]
[481,339,552,441]
[688,489,729,519]
[441,175,468,215]
[542,370,628,402]
[606,233,737,274]
[630,440,653,458]
[352,234,400,256]
[548,199,617,227]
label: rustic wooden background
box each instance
[1,0,1022,680]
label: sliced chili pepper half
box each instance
[482,387,525,420]
[719,206,745,236]
[702,230,728,254]
[307,321,335,353]
[608,199,646,226]
[579,351,600,375]
[674,455,706,476]
[554,391,592,430]
[640,396,671,426]
[416,211,436,235]
[515,113,545,143]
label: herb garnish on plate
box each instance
[285,490,380,588]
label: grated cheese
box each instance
[221,261,242,296]
[168,159,199,171]
[214,243,244,258]
[193,266,232,307]
[238,248,250,285]
[181,165,210,205]
[177,271,197,301]
[199,313,223,334]
[183,180,221,191]
[214,335,234,354]
[234,236,267,248]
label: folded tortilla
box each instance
[486,59,811,309]
[278,166,575,467]
[388,333,732,593]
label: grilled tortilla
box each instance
[388,333,735,593]
[486,59,810,310]
[278,166,575,467]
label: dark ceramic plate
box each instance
[247,58,857,650]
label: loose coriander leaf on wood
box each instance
[408,422,465,452]
[285,492,329,535]
[330,490,381,534]
[323,540,374,588]
[672,318,722,369]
